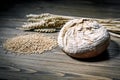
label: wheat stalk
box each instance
[19,13,120,35]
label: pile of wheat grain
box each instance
[3,33,57,54]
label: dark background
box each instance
[0,0,120,18]
[0,0,120,10]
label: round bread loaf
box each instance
[58,19,110,58]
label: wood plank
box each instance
[0,1,120,80]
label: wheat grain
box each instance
[21,17,69,31]
[3,33,57,54]
[34,28,56,33]
[26,13,51,19]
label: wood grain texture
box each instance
[0,1,120,80]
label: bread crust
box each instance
[63,39,110,58]
[58,19,110,58]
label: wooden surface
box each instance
[0,1,120,80]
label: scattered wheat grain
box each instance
[3,33,57,54]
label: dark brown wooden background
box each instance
[0,0,120,80]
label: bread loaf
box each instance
[58,19,110,58]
